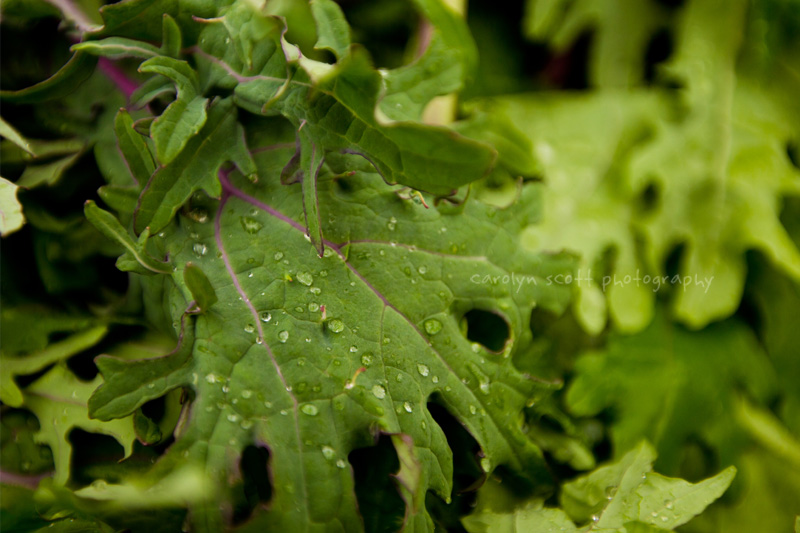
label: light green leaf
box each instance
[635,468,736,529]
[464,442,733,533]
[23,365,137,484]
[0,176,25,236]
[524,0,667,88]
[72,38,163,59]
[378,0,479,122]
[0,325,108,408]
[472,92,661,334]
[310,0,351,60]
[0,116,36,155]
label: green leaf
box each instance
[17,151,84,189]
[310,0,351,60]
[160,14,182,57]
[90,161,575,529]
[566,310,777,473]
[0,176,25,236]
[71,38,163,60]
[93,0,178,41]
[114,109,156,185]
[129,75,175,109]
[133,97,256,235]
[139,57,208,165]
[84,200,171,274]
[0,53,98,104]
[197,10,495,196]
[183,262,218,312]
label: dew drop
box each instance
[321,446,336,460]
[227,413,239,423]
[240,419,253,429]
[244,324,255,333]
[350,345,358,353]
[241,390,252,399]
[469,405,477,415]
[188,208,208,223]
[372,385,386,399]
[260,311,272,323]
[403,402,413,413]
[432,376,439,384]
[417,364,429,377]
[361,353,374,366]
[424,319,443,335]
[193,243,207,256]
[664,499,674,510]
[327,319,345,333]
[301,404,318,416]
[387,217,397,231]
[296,272,313,286]
[273,252,284,261]
[240,216,263,234]
[336,459,346,469]
[418,266,427,274]
[591,515,600,523]
[205,373,217,384]
[278,330,289,343]
[308,302,320,312]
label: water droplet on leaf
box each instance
[240,216,263,234]
[424,319,442,335]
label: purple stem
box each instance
[98,58,139,99]
[0,469,50,489]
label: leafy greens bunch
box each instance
[1,0,799,532]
